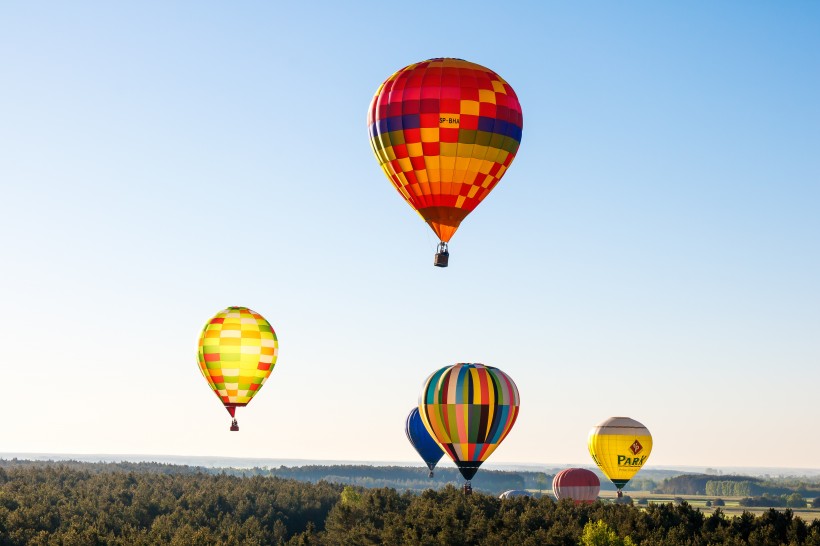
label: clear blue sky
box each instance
[1,1,818,469]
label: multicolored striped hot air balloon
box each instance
[368,58,524,267]
[197,306,279,431]
[418,363,520,490]
[552,468,601,504]
[406,407,445,478]
[588,416,652,497]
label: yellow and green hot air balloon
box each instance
[197,306,278,431]
[588,416,652,497]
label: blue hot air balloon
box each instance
[406,407,445,478]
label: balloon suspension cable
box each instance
[434,241,449,268]
[230,418,239,432]
[462,481,473,495]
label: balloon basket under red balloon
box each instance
[462,482,473,495]
[230,419,239,432]
[434,242,449,267]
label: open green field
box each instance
[596,490,820,522]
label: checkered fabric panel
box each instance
[368,58,523,241]
[197,306,278,407]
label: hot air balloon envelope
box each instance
[499,490,532,499]
[197,306,278,430]
[552,468,601,504]
[405,407,445,477]
[418,363,520,481]
[368,58,524,265]
[588,416,652,492]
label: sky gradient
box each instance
[1,2,818,469]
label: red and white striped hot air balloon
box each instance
[552,468,600,504]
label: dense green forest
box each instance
[2,460,820,545]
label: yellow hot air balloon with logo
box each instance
[588,416,652,497]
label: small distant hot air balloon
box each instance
[368,58,524,267]
[499,490,532,499]
[588,417,652,497]
[406,408,445,478]
[418,363,520,493]
[197,306,278,431]
[552,468,601,504]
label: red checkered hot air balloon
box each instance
[368,58,524,267]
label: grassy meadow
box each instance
[595,490,820,522]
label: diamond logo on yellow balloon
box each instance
[630,439,643,455]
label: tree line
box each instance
[262,465,528,495]
[1,461,820,545]
[0,459,530,496]
[657,474,820,498]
